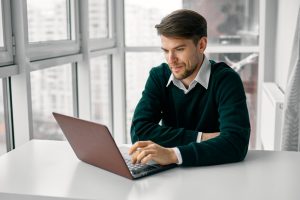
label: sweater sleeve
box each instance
[130,67,198,147]
[178,68,251,166]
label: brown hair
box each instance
[155,9,207,45]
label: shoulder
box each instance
[148,63,171,84]
[210,61,242,84]
[142,63,171,98]
[150,63,171,77]
[209,61,245,98]
[210,61,238,77]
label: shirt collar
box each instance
[166,55,211,90]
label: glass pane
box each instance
[90,56,112,132]
[0,2,4,47]
[31,64,74,140]
[125,0,182,46]
[89,0,108,38]
[0,80,7,155]
[207,52,258,149]
[27,0,69,42]
[125,52,165,142]
[183,0,259,45]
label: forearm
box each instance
[178,128,250,166]
[131,120,198,147]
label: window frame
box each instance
[89,53,114,133]
[25,0,80,61]
[2,77,15,152]
[0,0,13,66]
[89,0,116,51]
[30,61,77,140]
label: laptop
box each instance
[52,112,177,180]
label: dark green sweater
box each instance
[130,61,250,166]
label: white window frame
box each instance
[2,77,15,151]
[0,0,120,150]
[0,0,13,66]
[8,0,81,147]
[89,0,116,51]
[89,53,114,133]
[110,0,126,143]
[82,0,121,141]
[25,0,80,61]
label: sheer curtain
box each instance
[281,8,300,151]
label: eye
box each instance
[176,48,184,52]
[162,49,169,54]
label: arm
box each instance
[178,69,250,166]
[131,67,198,147]
[128,133,220,166]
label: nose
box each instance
[167,51,178,64]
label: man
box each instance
[129,9,250,166]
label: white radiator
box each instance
[260,82,284,150]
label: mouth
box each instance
[172,66,184,73]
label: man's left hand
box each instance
[128,141,178,165]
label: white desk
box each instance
[0,140,299,200]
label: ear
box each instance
[197,37,207,53]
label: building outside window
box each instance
[89,0,108,39]
[31,64,74,140]
[125,52,165,141]
[27,0,70,43]
[90,56,113,132]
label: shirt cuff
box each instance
[172,147,183,165]
[197,132,203,142]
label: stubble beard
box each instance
[173,63,198,80]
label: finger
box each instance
[128,141,152,155]
[136,149,155,163]
[141,154,153,164]
[141,143,157,151]
[131,150,140,164]
[135,149,149,163]
[137,149,153,161]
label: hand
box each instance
[128,141,178,165]
[201,132,220,141]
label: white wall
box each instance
[274,0,300,91]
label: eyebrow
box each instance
[161,44,187,51]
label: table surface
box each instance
[0,140,300,200]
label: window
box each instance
[89,0,108,39]
[26,0,79,61]
[31,64,74,140]
[0,1,4,47]
[0,0,14,66]
[125,0,182,46]
[125,52,165,142]
[0,80,6,155]
[90,56,113,132]
[27,0,70,43]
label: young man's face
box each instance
[160,35,206,83]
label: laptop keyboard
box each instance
[124,158,158,175]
